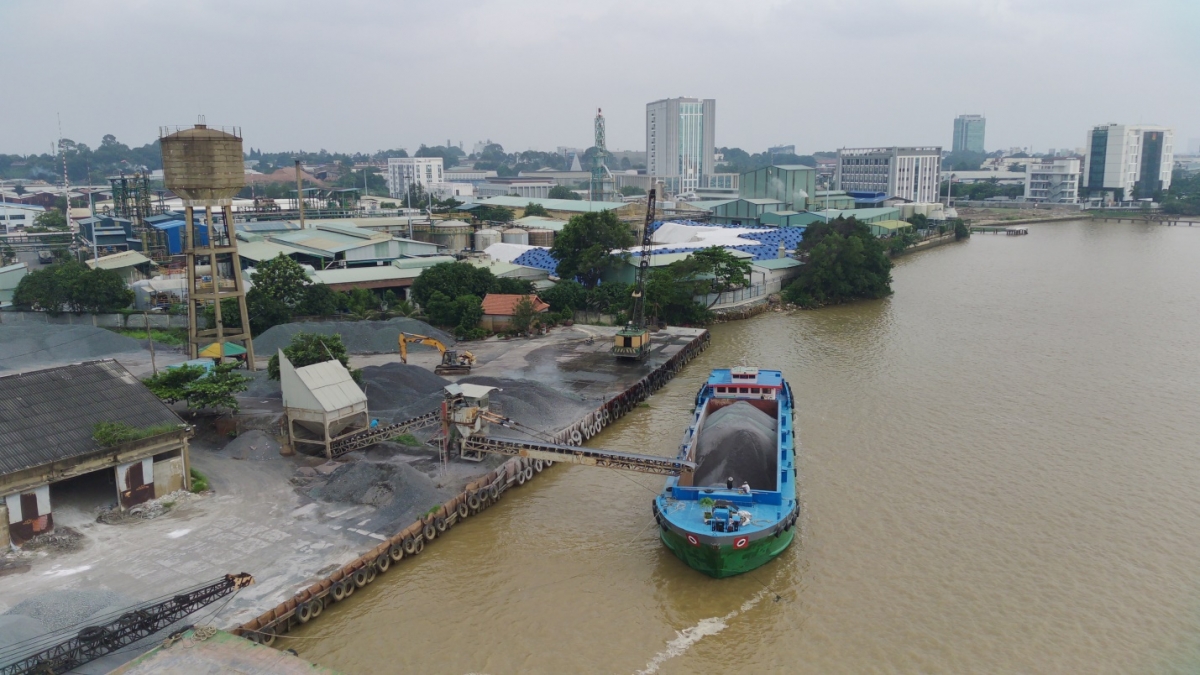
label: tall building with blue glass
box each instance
[952,115,986,154]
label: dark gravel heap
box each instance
[460,376,592,436]
[254,317,453,356]
[309,460,451,529]
[223,430,282,461]
[693,401,778,490]
[361,363,449,423]
[0,325,143,371]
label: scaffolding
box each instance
[109,172,168,261]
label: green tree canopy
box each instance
[473,205,514,223]
[783,216,892,308]
[547,184,582,200]
[266,332,362,384]
[251,254,310,307]
[12,261,133,314]
[34,209,67,230]
[410,262,497,307]
[549,210,636,288]
[493,277,534,295]
[523,202,551,217]
[539,279,586,312]
[143,362,249,413]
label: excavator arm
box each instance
[399,332,448,364]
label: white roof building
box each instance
[279,351,369,458]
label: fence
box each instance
[0,310,200,329]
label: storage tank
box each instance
[432,220,472,252]
[527,229,554,247]
[501,227,529,245]
[410,222,432,243]
[474,228,502,251]
[897,204,915,220]
[913,204,930,217]
[159,124,244,203]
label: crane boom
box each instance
[612,189,656,360]
[0,573,253,675]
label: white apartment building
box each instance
[1024,158,1081,204]
[429,183,474,200]
[646,97,716,193]
[387,157,444,197]
[474,179,556,199]
[835,147,942,203]
[1083,124,1173,202]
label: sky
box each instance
[4,0,1198,157]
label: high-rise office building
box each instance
[952,115,986,154]
[835,147,943,203]
[387,157,444,198]
[1082,124,1173,201]
[646,97,716,193]
[1024,158,1081,204]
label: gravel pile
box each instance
[224,430,282,461]
[309,460,451,529]
[96,490,197,524]
[693,401,778,490]
[239,369,281,399]
[254,317,453,356]
[19,527,85,553]
[0,614,47,652]
[460,376,592,435]
[0,325,143,371]
[2,588,130,632]
[361,363,449,422]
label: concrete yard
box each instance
[0,323,704,671]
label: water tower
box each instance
[159,122,256,369]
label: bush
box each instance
[783,216,892,308]
[93,421,180,448]
[189,468,210,493]
[267,332,362,385]
[391,433,421,446]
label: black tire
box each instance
[376,554,390,573]
[353,568,369,588]
[331,581,347,602]
[423,522,437,540]
[489,484,500,500]
[389,544,404,563]
[403,536,417,555]
[457,502,469,519]
[534,459,544,472]
[524,467,534,482]
[344,580,355,597]
[468,494,481,510]
[435,517,447,533]
[366,567,377,584]
[516,470,526,486]
[414,537,425,554]
[297,602,313,624]
[259,628,276,646]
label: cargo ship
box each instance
[653,367,798,577]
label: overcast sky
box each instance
[5,0,1197,156]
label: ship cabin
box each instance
[665,367,794,514]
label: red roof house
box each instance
[480,294,550,331]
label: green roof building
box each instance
[739,165,817,211]
[710,198,788,225]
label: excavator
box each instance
[399,332,476,375]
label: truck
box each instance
[36,249,53,264]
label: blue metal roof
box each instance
[706,368,784,387]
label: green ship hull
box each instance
[659,525,795,578]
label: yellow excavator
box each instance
[399,332,476,375]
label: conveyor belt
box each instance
[462,435,694,477]
[329,410,441,458]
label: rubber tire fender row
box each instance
[533,459,545,473]
[435,516,448,533]
[489,484,500,501]
[516,470,526,486]
[389,544,404,563]
[375,553,390,573]
[331,581,348,602]
[423,522,437,541]
[353,567,370,588]
[297,598,323,623]
[468,493,481,510]
[402,536,418,555]
[413,536,425,555]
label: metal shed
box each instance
[279,351,369,459]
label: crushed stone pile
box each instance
[19,526,85,553]
[224,430,282,461]
[693,401,778,490]
[460,376,592,435]
[2,588,130,632]
[361,363,449,423]
[309,460,451,529]
[239,369,281,399]
[96,490,197,524]
[254,317,453,356]
[0,325,143,371]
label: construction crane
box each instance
[612,187,656,360]
[0,573,253,675]
[399,332,476,375]
[589,108,616,202]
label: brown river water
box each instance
[292,220,1200,673]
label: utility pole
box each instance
[145,312,157,375]
[295,159,306,229]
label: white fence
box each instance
[0,311,199,329]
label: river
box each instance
[291,220,1200,673]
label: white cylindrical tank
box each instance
[474,228,501,251]
[501,227,529,245]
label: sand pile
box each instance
[224,430,282,461]
[461,376,592,435]
[254,317,453,356]
[309,460,451,529]
[693,401,777,490]
[361,363,449,422]
[0,325,143,371]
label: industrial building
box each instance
[739,165,817,211]
[78,214,135,251]
[467,196,641,220]
[0,262,29,306]
[1083,123,1174,202]
[953,115,987,154]
[646,97,717,193]
[479,293,550,331]
[475,178,557,199]
[0,203,45,232]
[836,147,943,203]
[0,361,189,548]
[87,250,154,284]
[1025,158,1081,204]
[280,352,369,458]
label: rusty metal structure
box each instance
[0,573,253,675]
[159,122,255,368]
[108,171,166,260]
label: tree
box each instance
[74,266,136,313]
[12,261,132,314]
[424,291,459,327]
[267,332,362,384]
[143,364,208,404]
[643,265,712,326]
[493,277,534,295]
[619,186,646,197]
[251,254,310,307]
[246,288,291,335]
[182,362,250,413]
[783,216,892,308]
[510,296,538,334]
[690,247,752,296]
[539,279,586,313]
[524,202,551,217]
[473,205,514,223]
[550,210,636,288]
[34,209,67,230]
[454,294,483,333]
[410,262,496,307]
[547,184,582,200]
[297,283,341,316]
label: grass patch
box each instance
[109,327,188,347]
[424,505,441,517]
[391,433,421,446]
[92,421,181,447]
[638,402,651,408]
[190,468,209,493]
